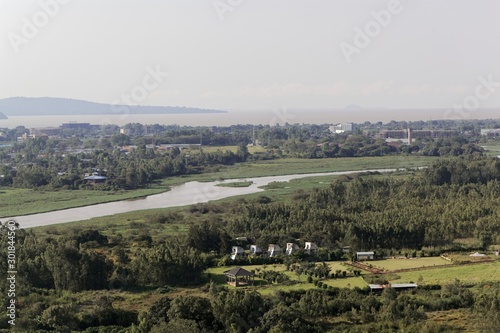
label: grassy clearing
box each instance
[368,257,451,271]
[162,155,436,187]
[216,156,435,179]
[388,261,500,285]
[481,142,500,156]
[205,261,368,294]
[33,207,191,241]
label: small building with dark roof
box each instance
[369,283,417,293]
[224,267,254,287]
[84,175,107,184]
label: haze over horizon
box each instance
[1,0,499,119]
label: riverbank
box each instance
[0,156,435,222]
[7,168,405,228]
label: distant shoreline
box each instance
[0,97,227,117]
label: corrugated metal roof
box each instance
[224,267,254,277]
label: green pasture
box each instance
[481,142,500,156]
[205,261,368,294]
[388,261,500,285]
[33,207,191,241]
[367,257,452,271]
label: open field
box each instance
[31,206,191,241]
[161,155,437,187]
[481,142,500,156]
[205,258,500,295]
[367,257,452,271]
[388,261,500,285]
[205,262,368,294]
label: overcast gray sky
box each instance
[1,0,499,112]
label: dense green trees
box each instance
[222,157,500,251]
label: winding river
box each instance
[5,169,397,228]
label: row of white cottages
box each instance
[231,245,375,261]
[231,242,319,260]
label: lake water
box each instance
[1,108,496,128]
[5,169,396,228]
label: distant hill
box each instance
[344,104,363,110]
[0,97,227,116]
[0,111,6,119]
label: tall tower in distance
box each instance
[407,128,412,145]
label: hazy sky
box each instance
[1,0,499,113]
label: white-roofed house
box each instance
[356,251,375,261]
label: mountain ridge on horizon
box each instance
[0,97,227,117]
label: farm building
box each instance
[369,283,417,293]
[286,243,299,255]
[357,251,375,261]
[224,267,254,287]
[230,246,245,260]
[267,244,282,257]
[250,245,262,256]
[84,175,107,184]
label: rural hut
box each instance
[224,267,254,287]
[356,251,375,261]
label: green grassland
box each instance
[205,258,500,295]
[367,257,452,271]
[481,142,500,156]
[161,155,436,187]
[205,262,367,295]
[388,261,500,285]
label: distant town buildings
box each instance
[60,122,96,130]
[480,129,500,136]
[329,123,355,134]
[375,128,460,145]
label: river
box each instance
[5,169,396,228]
